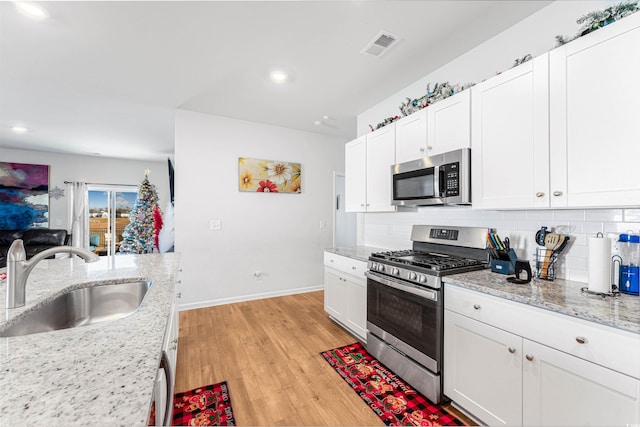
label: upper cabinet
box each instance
[473,12,640,209]
[471,54,550,210]
[549,12,640,208]
[395,109,427,164]
[345,125,396,212]
[395,91,471,164]
[427,89,471,156]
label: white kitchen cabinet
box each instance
[345,125,396,212]
[444,285,640,426]
[549,12,640,208]
[473,14,640,210]
[444,310,522,426]
[324,251,368,341]
[345,135,367,212]
[395,109,427,164]
[522,339,640,427]
[427,89,471,156]
[395,91,471,164]
[471,54,550,210]
[324,270,345,320]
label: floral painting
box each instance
[0,162,50,229]
[238,157,301,193]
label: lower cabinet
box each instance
[444,285,640,426]
[324,252,367,342]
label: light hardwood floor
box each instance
[174,290,474,426]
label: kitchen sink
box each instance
[0,280,152,337]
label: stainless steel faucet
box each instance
[6,239,100,309]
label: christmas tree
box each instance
[119,170,162,254]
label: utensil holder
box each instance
[535,248,558,281]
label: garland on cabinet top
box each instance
[369,1,638,133]
[555,0,638,46]
[369,81,475,131]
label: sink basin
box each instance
[0,280,152,337]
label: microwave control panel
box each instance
[442,162,459,197]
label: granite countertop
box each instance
[444,269,640,335]
[0,253,181,426]
[325,246,388,262]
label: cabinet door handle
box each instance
[352,266,356,270]
[176,292,182,299]
[473,304,481,310]
[508,347,516,354]
[525,354,534,361]
[419,147,425,152]
[427,145,433,150]
[575,336,588,344]
[535,192,545,198]
[553,191,563,197]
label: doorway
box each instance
[333,173,356,248]
[87,185,137,255]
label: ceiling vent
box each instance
[361,31,399,57]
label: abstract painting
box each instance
[238,157,301,193]
[0,162,50,229]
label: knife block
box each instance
[490,249,518,275]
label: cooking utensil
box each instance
[553,235,569,256]
[535,226,548,246]
[541,233,562,278]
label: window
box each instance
[87,186,137,255]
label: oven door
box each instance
[366,271,442,373]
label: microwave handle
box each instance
[433,165,441,197]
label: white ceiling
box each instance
[0,1,552,161]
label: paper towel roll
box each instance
[588,236,612,293]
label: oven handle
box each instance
[365,271,438,302]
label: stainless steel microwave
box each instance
[391,148,471,207]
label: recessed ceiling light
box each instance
[270,70,288,83]
[11,126,28,133]
[314,120,322,126]
[15,2,48,19]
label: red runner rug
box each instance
[321,342,465,426]
[172,381,235,426]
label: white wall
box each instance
[174,109,345,310]
[356,0,637,283]
[2,148,170,229]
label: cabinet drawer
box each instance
[445,285,640,379]
[324,252,367,278]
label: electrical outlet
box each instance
[253,270,262,280]
[210,219,222,231]
[319,220,326,229]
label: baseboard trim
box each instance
[178,285,324,311]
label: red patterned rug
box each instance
[321,342,465,426]
[172,381,235,426]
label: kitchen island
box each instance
[0,253,180,426]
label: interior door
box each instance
[88,186,137,255]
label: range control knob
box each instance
[391,267,400,276]
[408,272,417,280]
[418,275,427,284]
[378,264,385,272]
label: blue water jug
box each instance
[618,234,639,295]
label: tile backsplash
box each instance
[360,207,640,283]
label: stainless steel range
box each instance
[365,225,488,404]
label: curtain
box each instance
[70,182,88,249]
